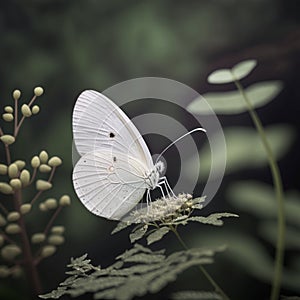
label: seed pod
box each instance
[4,106,13,113]
[34,87,44,97]
[44,198,57,210]
[20,204,32,215]
[20,169,30,186]
[14,160,26,170]
[0,235,4,247]
[39,203,47,212]
[59,195,71,206]
[39,150,48,163]
[21,104,32,117]
[31,156,40,168]
[2,113,13,122]
[7,212,20,222]
[1,245,22,260]
[41,245,56,258]
[51,226,65,235]
[0,164,7,175]
[8,164,18,178]
[48,156,62,167]
[31,105,40,115]
[39,164,51,173]
[13,89,21,100]
[31,233,46,244]
[0,214,7,227]
[10,179,22,190]
[0,182,13,194]
[0,135,15,145]
[5,224,21,234]
[48,235,65,246]
[36,180,52,191]
[0,265,10,277]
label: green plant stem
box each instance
[170,226,230,300]
[234,79,285,300]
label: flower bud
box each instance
[20,169,30,186]
[48,156,62,167]
[51,226,65,235]
[36,180,52,191]
[44,198,57,210]
[7,212,20,222]
[48,235,64,246]
[34,87,44,97]
[0,135,15,145]
[31,233,46,244]
[13,90,21,100]
[4,106,13,113]
[0,214,7,227]
[8,164,18,178]
[41,245,56,258]
[31,156,40,168]
[0,265,10,277]
[39,164,51,173]
[2,113,13,122]
[0,235,4,247]
[10,179,22,190]
[21,104,32,117]
[20,204,32,215]
[14,160,26,170]
[5,223,21,234]
[31,105,40,115]
[59,195,71,206]
[1,245,22,260]
[39,150,48,163]
[39,203,47,212]
[0,183,13,194]
[0,164,7,175]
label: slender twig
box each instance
[0,127,11,164]
[30,190,43,206]
[0,228,19,245]
[43,206,63,236]
[15,95,37,137]
[170,226,230,300]
[14,185,42,295]
[234,79,285,300]
[29,167,37,185]
[14,97,18,137]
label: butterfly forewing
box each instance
[73,90,153,169]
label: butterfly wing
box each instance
[73,90,153,169]
[73,149,148,220]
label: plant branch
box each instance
[170,226,230,300]
[0,127,11,165]
[234,79,285,300]
[43,206,62,236]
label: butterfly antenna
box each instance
[155,128,206,164]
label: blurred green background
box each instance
[0,0,299,299]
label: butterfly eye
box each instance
[109,132,115,138]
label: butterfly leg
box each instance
[158,176,176,198]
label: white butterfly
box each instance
[72,90,205,220]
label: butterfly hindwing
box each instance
[73,149,147,219]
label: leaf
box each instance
[259,221,300,249]
[147,226,170,245]
[207,59,257,84]
[171,290,222,300]
[111,221,132,235]
[129,225,148,243]
[227,180,300,227]
[189,213,239,226]
[232,59,257,80]
[188,81,283,114]
[187,124,296,180]
[40,244,218,300]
